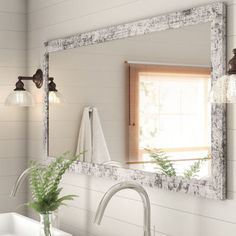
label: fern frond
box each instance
[27,152,81,214]
[183,157,208,179]
[146,148,176,177]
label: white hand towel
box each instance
[76,107,92,162]
[91,108,111,163]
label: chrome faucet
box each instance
[94,181,151,236]
[10,167,32,197]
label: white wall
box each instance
[26,0,236,235]
[0,0,27,214]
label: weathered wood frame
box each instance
[43,2,227,199]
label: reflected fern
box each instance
[146,149,209,178]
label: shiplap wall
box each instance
[26,0,236,235]
[0,0,27,214]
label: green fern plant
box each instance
[146,149,177,177]
[146,148,209,179]
[183,156,208,179]
[27,152,81,214]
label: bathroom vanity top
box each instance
[0,213,71,236]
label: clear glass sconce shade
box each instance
[227,74,236,103]
[5,90,35,106]
[49,91,64,104]
[209,75,236,103]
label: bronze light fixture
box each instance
[48,77,64,104]
[5,69,63,106]
[210,49,236,103]
[5,69,43,106]
[228,48,236,75]
[17,69,44,90]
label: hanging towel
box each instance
[76,107,92,162]
[91,108,111,163]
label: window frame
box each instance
[128,64,211,162]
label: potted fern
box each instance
[27,152,80,236]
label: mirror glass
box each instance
[49,23,211,179]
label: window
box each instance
[128,64,211,175]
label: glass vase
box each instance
[39,213,55,236]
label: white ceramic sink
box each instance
[0,213,72,236]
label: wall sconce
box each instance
[5,69,43,106]
[210,49,236,103]
[48,77,64,104]
[5,69,63,106]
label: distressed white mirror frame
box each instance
[42,2,226,200]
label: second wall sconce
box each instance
[48,77,64,104]
[210,49,236,103]
[5,69,63,106]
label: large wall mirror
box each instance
[43,2,226,200]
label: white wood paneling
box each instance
[227,104,236,130]
[0,31,26,50]
[28,0,141,31]
[0,0,26,14]
[0,176,26,195]
[27,0,66,13]
[0,0,27,214]
[27,121,43,140]
[227,4,236,36]
[0,50,26,67]
[61,206,169,236]
[0,12,26,32]
[0,68,26,85]
[227,129,236,161]
[27,0,235,50]
[27,139,44,158]
[0,105,27,121]
[0,122,27,139]
[60,173,236,221]
[0,193,26,214]
[0,158,26,176]
[60,224,96,236]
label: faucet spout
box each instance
[94,181,151,236]
[10,167,32,197]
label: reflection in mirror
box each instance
[128,64,211,178]
[49,23,211,179]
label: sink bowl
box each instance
[0,213,72,236]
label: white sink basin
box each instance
[0,213,72,236]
